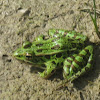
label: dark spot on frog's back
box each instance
[36,44,43,46]
[52,61,56,64]
[63,56,66,59]
[51,44,60,49]
[45,55,50,59]
[37,49,43,52]
[56,53,62,58]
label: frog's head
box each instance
[13,41,34,63]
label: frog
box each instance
[13,29,93,81]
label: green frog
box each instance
[13,29,93,81]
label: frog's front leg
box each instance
[63,45,93,82]
[38,60,57,79]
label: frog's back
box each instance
[32,29,87,56]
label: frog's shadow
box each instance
[30,66,44,74]
[30,44,100,90]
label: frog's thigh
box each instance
[69,56,93,82]
[63,54,77,78]
[64,45,93,81]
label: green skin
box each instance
[13,29,93,81]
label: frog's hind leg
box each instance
[63,54,78,79]
[63,45,93,82]
[69,51,93,82]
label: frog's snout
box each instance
[13,51,18,57]
[13,48,22,58]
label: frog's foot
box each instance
[38,60,56,79]
[63,45,93,82]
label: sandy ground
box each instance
[0,0,100,100]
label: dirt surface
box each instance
[0,0,100,100]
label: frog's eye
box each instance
[25,55,32,60]
[23,41,32,48]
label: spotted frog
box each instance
[13,29,93,81]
